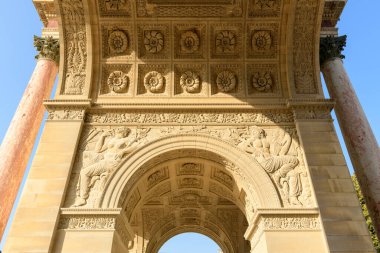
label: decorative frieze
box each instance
[47,108,85,121]
[85,111,294,124]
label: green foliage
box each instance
[352,175,380,252]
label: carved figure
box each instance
[240,127,302,205]
[73,127,139,207]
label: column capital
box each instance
[320,35,347,66]
[33,35,60,63]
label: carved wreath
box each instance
[215,30,236,53]
[107,71,129,93]
[252,30,272,51]
[216,71,236,92]
[144,30,164,53]
[180,31,200,53]
[108,30,128,54]
[180,71,200,93]
[252,72,273,92]
[144,71,164,93]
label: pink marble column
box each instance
[0,36,59,238]
[320,36,380,236]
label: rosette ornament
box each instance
[180,71,200,93]
[180,31,200,53]
[252,72,273,92]
[107,71,129,93]
[144,71,164,93]
[108,30,128,54]
[252,31,272,51]
[215,30,236,53]
[144,30,164,53]
[216,71,236,92]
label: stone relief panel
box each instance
[210,64,244,96]
[136,0,243,18]
[210,23,243,59]
[65,126,151,207]
[85,111,294,125]
[64,110,315,209]
[176,163,204,176]
[174,64,208,96]
[146,167,169,190]
[248,0,282,18]
[246,63,280,96]
[102,25,134,59]
[137,23,171,59]
[100,64,134,95]
[247,22,279,59]
[137,64,171,95]
[293,0,319,94]
[59,0,87,95]
[99,0,132,17]
[174,23,207,59]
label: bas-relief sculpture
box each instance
[66,120,313,209]
[7,0,372,252]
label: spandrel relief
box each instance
[69,127,151,207]
[65,121,313,208]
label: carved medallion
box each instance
[144,30,164,53]
[252,72,273,92]
[215,30,236,53]
[107,71,129,93]
[108,30,129,54]
[180,71,200,93]
[252,30,272,51]
[180,31,200,53]
[144,71,165,93]
[216,71,236,92]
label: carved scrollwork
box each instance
[144,71,165,93]
[180,71,200,93]
[216,71,236,92]
[107,71,129,93]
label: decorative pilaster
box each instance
[320,35,380,237]
[0,36,59,239]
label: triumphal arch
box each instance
[2,0,379,252]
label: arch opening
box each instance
[158,233,222,253]
[116,148,253,253]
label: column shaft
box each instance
[322,58,380,236]
[0,58,58,239]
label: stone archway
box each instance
[116,154,252,253]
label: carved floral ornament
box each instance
[180,71,200,93]
[252,72,273,92]
[252,30,272,51]
[180,31,200,53]
[144,30,164,53]
[107,71,129,93]
[108,29,128,54]
[33,35,60,63]
[105,0,127,11]
[215,30,236,53]
[144,71,164,93]
[216,70,236,92]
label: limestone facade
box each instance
[2,0,376,252]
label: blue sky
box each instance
[0,0,379,251]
